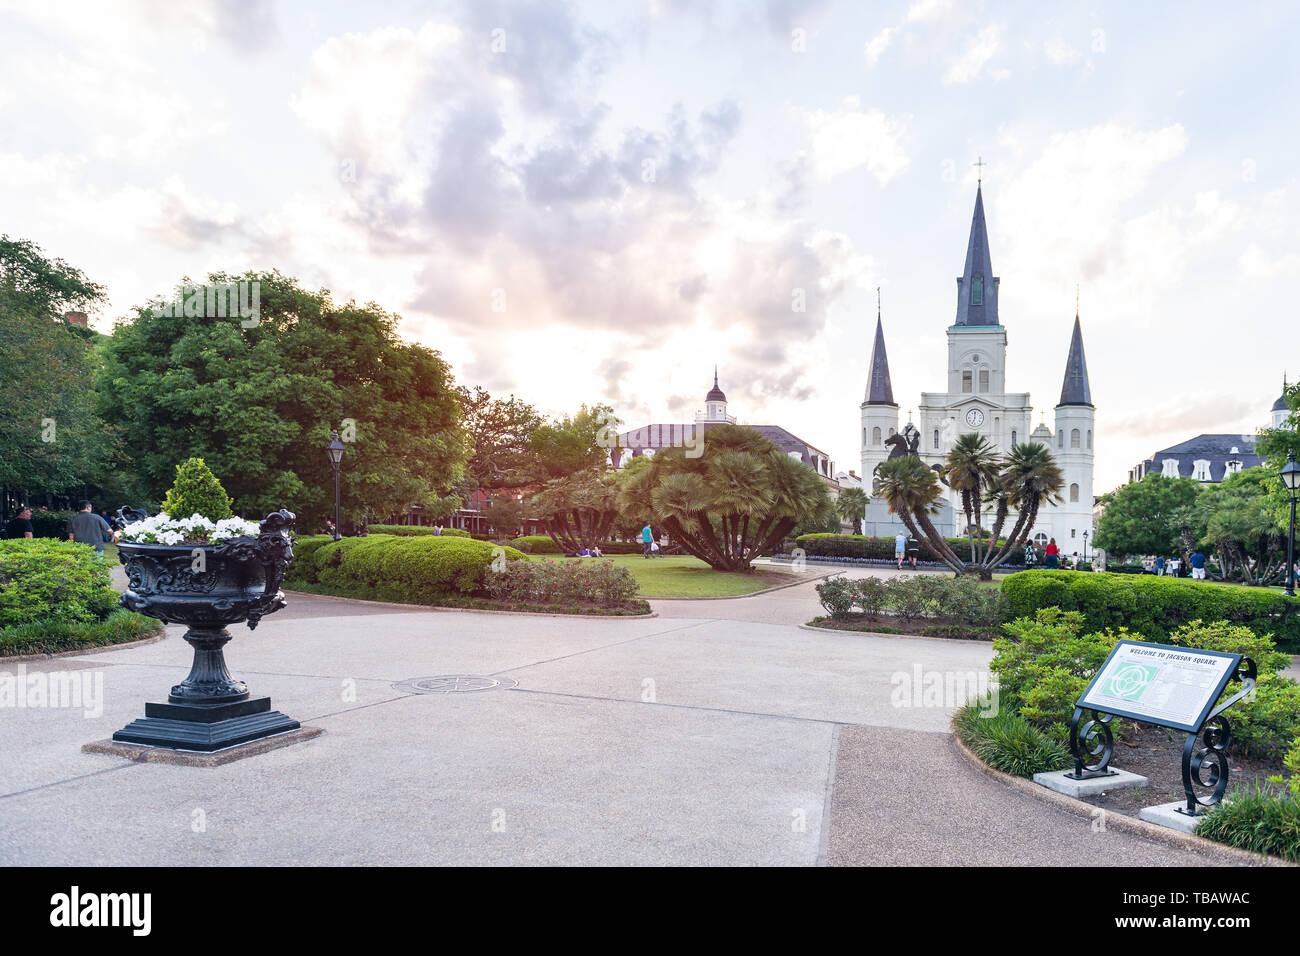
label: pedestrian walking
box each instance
[4,506,34,539]
[66,500,113,555]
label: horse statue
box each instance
[877,425,948,486]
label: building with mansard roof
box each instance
[860,183,1096,551]
[1127,379,1288,485]
[610,369,841,491]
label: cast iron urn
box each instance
[112,509,301,751]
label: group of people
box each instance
[3,501,116,554]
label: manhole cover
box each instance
[393,675,518,695]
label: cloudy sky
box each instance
[2,0,1295,493]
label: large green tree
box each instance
[617,424,829,571]
[0,237,118,510]
[1092,473,1202,561]
[99,270,467,527]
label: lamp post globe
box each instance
[1283,450,1300,597]
[326,431,345,541]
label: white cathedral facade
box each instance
[860,184,1096,553]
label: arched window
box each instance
[1069,483,1079,502]
[1070,428,1080,448]
[872,426,881,445]
[1057,429,1063,448]
[933,429,940,449]
[1087,429,1092,449]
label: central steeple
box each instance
[954,184,1000,327]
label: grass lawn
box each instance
[527,553,791,599]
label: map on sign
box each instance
[1077,640,1242,733]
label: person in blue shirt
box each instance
[1189,550,1207,580]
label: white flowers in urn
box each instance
[119,513,262,545]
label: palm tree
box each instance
[942,433,1002,564]
[622,424,830,571]
[874,456,965,574]
[835,486,870,535]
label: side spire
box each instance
[864,293,896,406]
[1058,311,1092,407]
[954,183,999,327]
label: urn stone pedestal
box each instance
[112,510,301,752]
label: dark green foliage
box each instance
[953,702,1071,778]
[1195,783,1300,863]
[0,608,161,657]
[0,539,119,627]
[795,533,1026,565]
[1000,569,1300,648]
[285,533,526,602]
[161,457,234,521]
[98,270,467,527]
[815,574,1002,627]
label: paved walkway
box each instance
[0,572,1240,865]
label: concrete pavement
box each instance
[0,573,1245,865]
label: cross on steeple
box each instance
[973,155,988,184]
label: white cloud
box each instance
[864,26,895,65]
[944,24,1003,84]
[805,97,909,185]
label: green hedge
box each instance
[0,539,119,628]
[1001,570,1300,648]
[285,533,527,602]
[364,524,470,537]
[795,533,1026,565]
[1,608,162,657]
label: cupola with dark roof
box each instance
[954,184,1000,327]
[1057,312,1093,407]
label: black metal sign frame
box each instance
[1065,639,1257,817]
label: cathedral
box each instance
[859,184,1096,552]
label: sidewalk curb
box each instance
[950,732,1290,867]
[282,588,657,620]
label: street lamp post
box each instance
[326,430,345,541]
[1281,450,1300,597]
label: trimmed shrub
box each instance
[161,457,233,521]
[0,608,161,657]
[1001,569,1300,648]
[365,525,470,538]
[0,539,119,628]
[28,509,76,539]
[285,534,527,602]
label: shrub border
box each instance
[283,586,657,619]
[1,620,167,663]
[949,730,1290,866]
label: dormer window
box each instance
[971,273,984,305]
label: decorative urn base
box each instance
[111,510,301,753]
